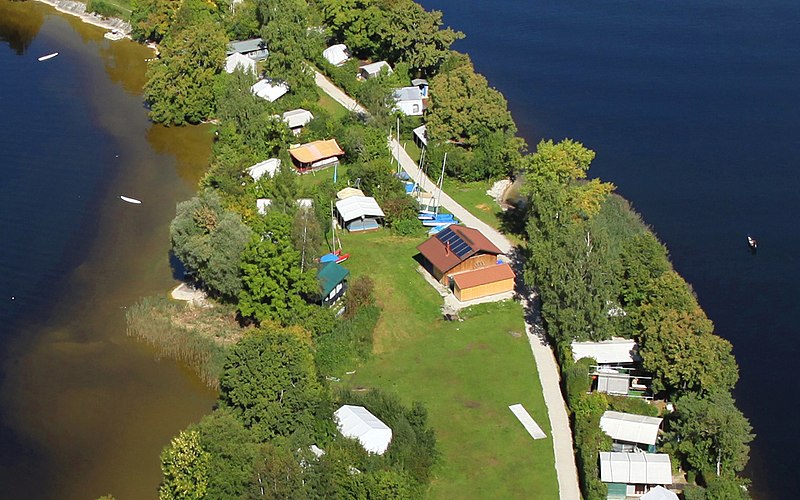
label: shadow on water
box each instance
[0,1,44,54]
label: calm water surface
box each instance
[418,0,800,497]
[0,2,216,498]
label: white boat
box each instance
[747,235,757,250]
[38,52,59,62]
[120,195,142,204]
[104,29,125,41]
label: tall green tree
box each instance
[143,5,227,125]
[664,391,754,477]
[159,430,211,500]
[170,190,252,299]
[219,327,324,441]
[258,0,317,92]
[292,207,323,273]
[237,211,317,324]
[130,0,182,42]
[427,60,516,148]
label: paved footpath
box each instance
[391,139,582,500]
[314,72,581,499]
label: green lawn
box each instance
[317,89,350,120]
[336,231,558,499]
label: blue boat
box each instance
[422,213,458,227]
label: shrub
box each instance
[606,395,659,417]
[87,0,128,19]
[316,305,380,376]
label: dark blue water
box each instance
[419,0,800,497]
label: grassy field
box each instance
[336,231,558,499]
[317,89,350,120]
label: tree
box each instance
[427,61,516,148]
[170,190,252,300]
[251,443,306,499]
[292,206,323,273]
[638,306,739,394]
[143,5,227,124]
[664,391,754,477]
[237,211,317,324]
[219,327,324,441]
[258,0,318,92]
[196,409,260,499]
[159,430,211,500]
[130,0,182,42]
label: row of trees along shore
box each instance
[117,0,754,497]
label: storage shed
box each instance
[451,262,515,301]
[334,405,392,455]
[246,158,281,181]
[288,139,345,172]
[227,37,269,60]
[571,338,640,365]
[359,61,392,79]
[282,109,314,134]
[393,86,424,116]
[335,196,385,232]
[317,261,349,306]
[251,79,289,102]
[600,452,672,499]
[224,52,256,74]
[600,411,663,447]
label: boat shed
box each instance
[335,196,385,232]
[359,61,392,79]
[600,411,663,447]
[317,261,349,306]
[246,158,281,181]
[289,139,345,172]
[417,225,504,284]
[282,109,314,133]
[571,338,640,365]
[323,44,349,66]
[599,452,672,499]
[334,405,392,455]
[451,263,515,302]
[225,52,257,74]
[251,79,289,102]
[227,37,269,61]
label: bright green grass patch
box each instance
[336,231,558,499]
[296,162,349,190]
[317,89,350,120]
[442,179,503,227]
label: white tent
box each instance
[600,411,663,446]
[335,196,385,224]
[571,338,640,364]
[334,405,392,455]
[599,452,672,485]
[282,109,314,130]
[641,486,679,500]
[251,79,289,102]
[224,52,256,74]
[413,124,428,146]
[246,158,281,181]
[323,44,349,66]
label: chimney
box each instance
[445,241,450,255]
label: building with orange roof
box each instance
[288,139,345,172]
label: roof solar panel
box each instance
[436,227,472,257]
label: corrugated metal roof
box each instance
[335,196,385,223]
[600,411,663,446]
[393,86,423,102]
[571,338,640,364]
[599,452,672,485]
[246,158,280,180]
[282,109,314,129]
[227,38,267,55]
[334,405,392,455]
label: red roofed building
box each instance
[417,225,504,283]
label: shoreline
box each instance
[33,0,131,36]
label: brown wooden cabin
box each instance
[416,225,504,284]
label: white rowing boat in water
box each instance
[38,52,59,62]
[120,195,142,204]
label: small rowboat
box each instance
[120,195,142,204]
[38,52,59,62]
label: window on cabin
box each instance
[412,104,420,113]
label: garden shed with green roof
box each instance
[317,262,349,307]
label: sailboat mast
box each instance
[436,153,447,214]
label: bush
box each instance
[86,0,128,19]
[606,395,659,417]
[316,305,380,376]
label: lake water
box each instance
[0,2,216,498]
[418,0,800,497]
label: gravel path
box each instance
[390,139,582,500]
[312,70,368,116]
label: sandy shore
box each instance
[34,0,132,37]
